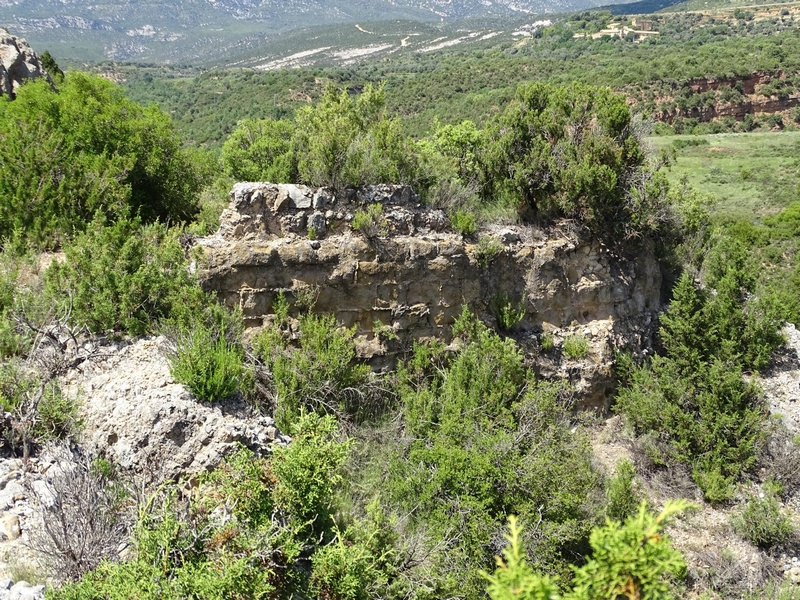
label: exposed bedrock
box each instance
[197,183,663,411]
[0,29,51,99]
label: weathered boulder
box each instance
[198,183,663,411]
[0,30,51,99]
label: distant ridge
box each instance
[601,0,684,14]
[0,0,641,64]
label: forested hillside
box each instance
[1,9,800,599]
[104,7,800,146]
[0,0,628,64]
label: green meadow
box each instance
[651,130,800,221]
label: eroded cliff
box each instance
[197,183,663,411]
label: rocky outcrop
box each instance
[0,30,51,99]
[61,336,289,481]
[0,456,44,595]
[653,71,800,124]
[668,95,800,123]
[759,324,800,434]
[685,71,768,96]
[0,336,289,591]
[197,183,663,411]
[0,580,44,600]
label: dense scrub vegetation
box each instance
[217,79,671,239]
[46,306,697,600]
[4,30,800,599]
[0,72,212,249]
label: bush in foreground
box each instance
[386,308,599,597]
[44,217,206,336]
[484,501,691,600]
[169,324,244,403]
[0,72,206,248]
[47,414,371,600]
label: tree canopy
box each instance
[0,72,206,248]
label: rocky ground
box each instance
[1,321,799,595]
[0,336,290,593]
[592,323,800,597]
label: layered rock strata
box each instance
[197,183,663,411]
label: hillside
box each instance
[5,20,800,600]
[95,7,800,147]
[1,0,625,64]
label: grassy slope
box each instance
[651,131,800,220]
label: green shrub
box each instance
[480,82,671,238]
[271,413,350,541]
[50,414,353,600]
[606,459,644,522]
[204,447,274,527]
[372,320,398,342]
[294,284,320,314]
[671,137,710,150]
[484,502,691,600]
[351,204,386,239]
[732,492,794,548]
[293,84,419,192]
[490,292,526,331]
[475,235,503,267]
[45,217,207,336]
[221,118,297,183]
[616,355,765,503]
[0,253,26,358]
[188,173,235,237]
[391,308,599,596]
[450,209,477,236]
[540,334,555,352]
[254,313,371,428]
[482,516,560,600]
[170,324,244,402]
[310,534,380,600]
[0,366,80,453]
[566,501,690,600]
[616,268,780,502]
[563,335,589,359]
[0,73,206,248]
[40,50,64,83]
[34,383,82,443]
[745,579,800,600]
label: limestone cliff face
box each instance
[197,183,663,411]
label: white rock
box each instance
[72,337,288,481]
[0,514,20,541]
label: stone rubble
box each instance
[64,336,290,481]
[760,323,800,432]
[758,323,800,582]
[0,451,71,598]
[0,580,44,600]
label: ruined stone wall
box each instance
[197,183,663,411]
